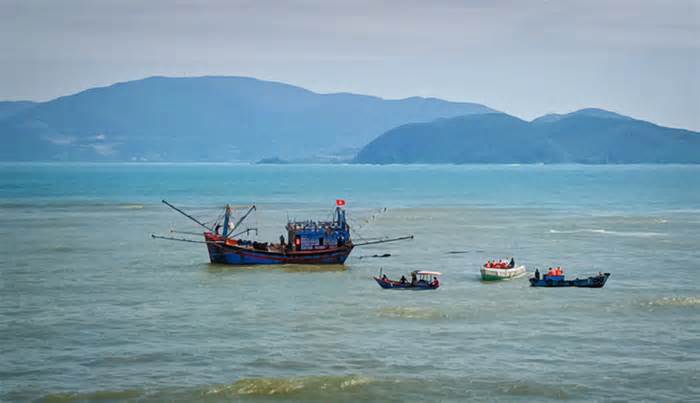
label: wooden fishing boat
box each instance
[529,272,610,288]
[153,200,412,266]
[203,232,354,265]
[374,270,441,290]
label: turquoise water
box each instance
[1,163,699,402]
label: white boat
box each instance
[480,265,526,281]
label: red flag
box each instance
[336,199,346,207]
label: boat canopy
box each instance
[415,271,441,276]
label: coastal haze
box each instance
[1,0,699,132]
[1,76,699,163]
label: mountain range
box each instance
[1,76,698,163]
[0,76,492,162]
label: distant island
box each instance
[255,157,289,164]
[355,109,700,164]
[1,76,698,163]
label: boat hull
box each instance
[206,240,353,265]
[373,277,439,290]
[529,273,610,288]
[480,265,526,281]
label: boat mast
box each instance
[222,204,232,237]
[335,206,347,229]
[224,204,256,238]
[223,204,256,238]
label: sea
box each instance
[0,163,698,402]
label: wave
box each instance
[37,377,373,402]
[37,389,144,402]
[117,204,144,209]
[376,306,452,320]
[211,375,373,397]
[641,296,700,308]
[493,381,585,399]
[548,228,665,237]
[47,246,76,253]
[0,201,152,210]
[35,375,590,402]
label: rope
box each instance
[346,207,387,241]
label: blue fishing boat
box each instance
[153,200,412,266]
[374,270,441,290]
[529,272,610,288]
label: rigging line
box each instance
[346,211,381,242]
[161,200,213,232]
[227,205,256,239]
[151,234,220,244]
[229,227,258,239]
[353,235,414,247]
[169,229,206,236]
[347,207,386,233]
[204,211,225,227]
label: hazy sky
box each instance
[1,0,698,130]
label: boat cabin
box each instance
[412,270,441,286]
[286,207,350,251]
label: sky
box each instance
[1,0,698,130]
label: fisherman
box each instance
[382,274,388,281]
[534,268,540,280]
[509,257,515,268]
[279,235,285,248]
[432,276,440,287]
[547,267,554,277]
[400,275,407,284]
[411,272,417,286]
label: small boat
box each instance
[374,270,441,290]
[529,272,610,288]
[480,258,525,281]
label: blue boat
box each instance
[529,272,610,288]
[374,271,441,290]
[154,200,412,266]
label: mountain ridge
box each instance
[355,110,700,164]
[0,75,495,161]
[2,76,698,163]
[0,100,37,120]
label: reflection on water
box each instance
[205,263,348,274]
[280,264,348,273]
